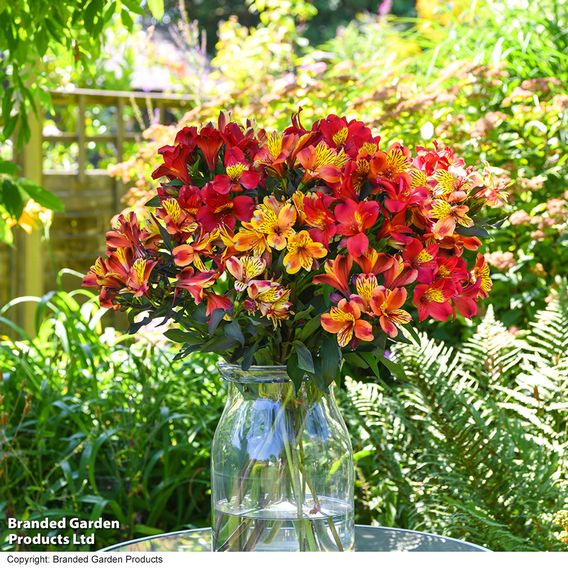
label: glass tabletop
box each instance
[102,525,487,552]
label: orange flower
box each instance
[430,199,473,239]
[321,298,374,347]
[284,230,327,274]
[296,142,348,183]
[369,287,411,338]
[172,231,214,271]
[471,254,492,298]
[250,196,297,250]
[313,254,353,296]
[234,222,270,256]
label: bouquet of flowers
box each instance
[84,110,505,551]
[85,110,504,388]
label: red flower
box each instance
[334,199,380,257]
[413,279,456,321]
[298,191,337,245]
[313,254,353,296]
[382,256,417,288]
[105,212,144,254]
[402,239,439,284]
[471,254,492,298]
[152,144,193,183]
[452,282,480,319]
[197,183,255,232]
[353,248,394,275]
[316,114,373,158]
[376,211,414,246]
[196,125,223,172]
[205,292,233,319]
[176,267,217,303]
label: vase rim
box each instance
[217,363,299,384]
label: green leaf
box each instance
[317,333,341,387]
[1,178,25,218]
[377,352,406,380]
[225,320,245,346]
[286,353,305,392]
[163,328,202,344]
[0,159,17,175]
[18,179,64,212]
[208,308,225,335]
[359,352,381,380]
[296,315,322,342]
[144,195,161,207]
[0,217,14,245]
[147,0,164,20]
[293,340,315,373]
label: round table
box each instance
[102,526,487,552]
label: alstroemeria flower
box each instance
[234,222,270,256]
[321,297,374,347]
[211,147,262,194]
[334,199,380,257]
[402,239,439,284]
[176,267,217,303]
[369,144,412,186]
[249,196,297,250]
[105,211,144,253]
[172,232,214,271]
[205,292,233,319]
[313,254,353,296]
[432,167,482,202]
[369,286,411,338]
[354,274,379,309]
[156,198,198,240]
[434,255,469,282]
[413,279,456,322]
[353,248,394,275]
[382,176,429,214]
[383,256,417,288]
[126,258,158,297]
[226,256,267,291]
[413,141,464,176]
[376,210,414,246]
[152,144,194,183]
[301,192,337,245]
[197,183,255,232]
[284,230,327,274]
[195,125,223,172]
[296,142,348,184]
[430,199,474,239]
[247,280,293,327]
[255,131,299,176]
[317,114,373,158]
[83,256,124,298]
[452,283,480,319]
[471,254,492,298]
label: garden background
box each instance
[0,0,567,552]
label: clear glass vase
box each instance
[211,364,354,552]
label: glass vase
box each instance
[211,364,354,552]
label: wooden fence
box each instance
[2,88,192,331]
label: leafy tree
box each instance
[0,0,164,242]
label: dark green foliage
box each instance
[0,289,223,551]
[343,290,568,550]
